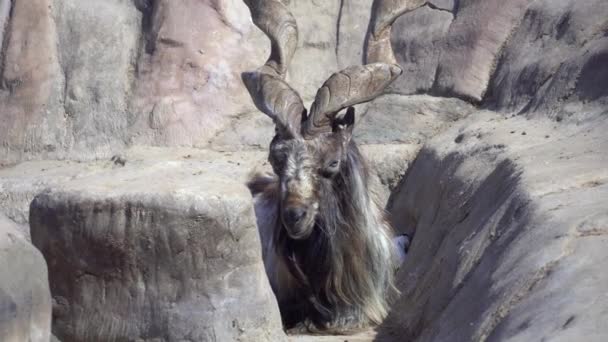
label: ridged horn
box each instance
[302,63,403,137]
[242,71,305,135]
[242,0,303,135]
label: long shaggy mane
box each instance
[249,141,397,333]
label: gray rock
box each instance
[209,111,275,152]
[129,0,268,148]
[0,0,10,45]
[485,0,608,121]
[0,0,67,165]
[336,0,373,69]
[0,0,385,164]
[355,95,476,145]
[53,0,141,158]
[389,5,453,94]
[29,150,286,342]
[0,159,114,238]
[284,0,341,100]
[0,214,52,342]
[432,0,531,101]
[380,111,608,341]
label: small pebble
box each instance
[111,155,126,166]
[521,132,527,136]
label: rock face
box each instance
[387,0,608,112]
[28,150,286,342]
[0,214,52,342]
[1,0,607,341]
[0,0,379,164]
[485,0,608,120]
[382,112,608,341]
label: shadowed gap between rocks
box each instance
[375,149,533,341]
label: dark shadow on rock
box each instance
[376,148,534,341]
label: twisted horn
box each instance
[302,63,403,137]
[242,0,304,135]
[365,0,427,64]
[242,71,305,135]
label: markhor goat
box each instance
[242,0,405,333]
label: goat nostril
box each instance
[285,207,306,224]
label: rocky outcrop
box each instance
[386,0,608,113]
[382,112,608,341]
[0,0,383,165]
[485,0,608,120]
[0,214,52,342]
[29,150,286,342]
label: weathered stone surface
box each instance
[432,0,530,101]
[284,0,341,100]
[389,5,453,94]
[380,111,608,341]
[0,214,52,342]
[0,0,10,45]
[53,0,141,157]
[129,0,268,148]
[0,0,606,340]
[209,111,275,152]
[0,0,66,165]
[484,0,608,120]
[336,0,373,69]
[0,159,112,236]
[387,0,608,108]
[355,94,475,145]
[0,0,386,164]
[0,0,144,164]
[28,150,286,342]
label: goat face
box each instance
[268,108,355,239]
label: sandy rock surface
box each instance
[29,149,286,342]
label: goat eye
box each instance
[320,160,340,178]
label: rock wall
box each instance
[1,0,606,164]
[382,112,608,341]
[389,0,608,119]
[0,0,377,165]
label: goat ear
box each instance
[332,106,355,140]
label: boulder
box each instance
[0,159,112,238]
[29,150,287,342]
[484,0,608,120]
[431,0,530,101]
[0,214,52,342]
[389,5,453,94]
[380,111,608,341]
